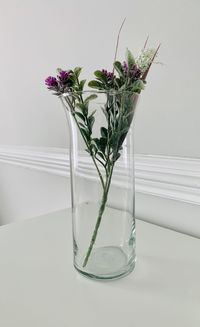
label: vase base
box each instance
[74,246,135,281]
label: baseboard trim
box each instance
[0,145,199,206]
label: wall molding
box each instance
[0,145,200,206]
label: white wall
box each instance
[0,162,71,225]
[0,0,200,157]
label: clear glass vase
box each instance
[61,90,138,280]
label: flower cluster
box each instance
[45,47,159,95]
[122,61,141,80]
[45,69,73,94]
[101,69,114,80]
[45,76,58,88]
[87,47,159,93]
[101,69,115,87]
[136,48,156,73]
[57,70,70,84]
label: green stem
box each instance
[91,155,105,189]
[64,94,116,268]
[82,164,114,267]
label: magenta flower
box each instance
[122,61,128,73]
[122,62,141,79]
[57,70,70,84]
[45,76,58,88]
[131,64,141,79]
[101,69,114,80]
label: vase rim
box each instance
[60,90,139,97]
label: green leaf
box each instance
[90,140,98,153]
[110,132,119,148]
[99,137,107,153]
[79,79,86,91]
[74,67,82,77]
[80,128,90,141]
[88,80,103,90]
[78,122,86,129]
[92,138,100,147]
[94,70,107,82]
[100,127,108,138]
[131,79,145,92]
[75,102,88,115]
[74,111,86,121]
[126,48,135,68]
[97,151,106,161]
[88,115,95,130]
[68,74,76,84]
[113,152,121,162]
[115,77,122,88]
[85,94,98,104]
[113,61,124,77]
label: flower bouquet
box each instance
[45,32,159,280]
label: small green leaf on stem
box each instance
[88,115,95,130]
[88,80,103,89]
[85,94,98,104]
[74,111,86,121]
[97,151,106,161]
[79,79,86,91]
[126,48,135,68]
[80,128,90,141]
[94,70,107,82]
[99,137,107,153]
[74,67,82,77]
[113,61,124,77]
[100,127,108,138]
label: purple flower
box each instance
[45,76,58,88]
[122,62,141,79]
[101,69,114,80]
[57,70,70,84]
[107,72,114,79]
[122,61,128,73]
[131,64,141,79]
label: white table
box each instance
[0,209,199,327]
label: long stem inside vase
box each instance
[63,93,132,268]
[82,164,114,267]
